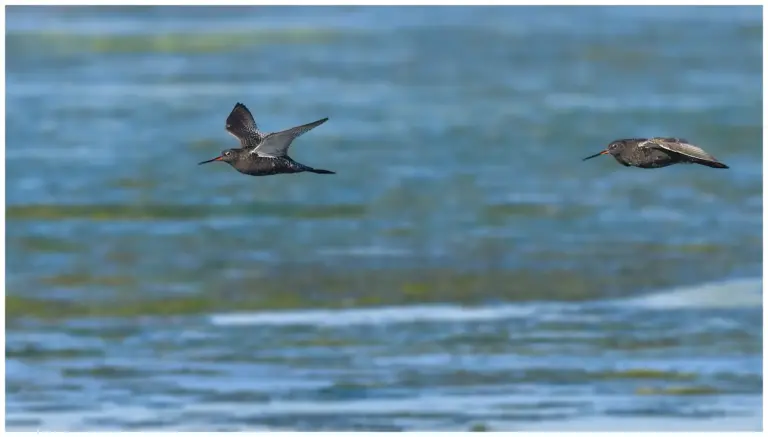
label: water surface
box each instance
[6,6,762,431]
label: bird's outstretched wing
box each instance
[251,117,328,158]
[226,103,263,148]
[641,137,721,163]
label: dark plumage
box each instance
[583,137,729,169]
[199,102,334,176]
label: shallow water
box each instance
[5,6,763,431]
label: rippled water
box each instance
[5,6,762,431]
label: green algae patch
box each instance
[600,368,697,381]
[6,294,219,320]
[202,390,271,404]
[7,295,71,319]
[17,236,84,253]
[7,289,360,320]
[7,294,243,321]
[595,336,684,351]
[635,385,721,396]
[6,203,366,221]
[8,28,341,54]
[483,202,559,219]
[7,266,686,321]
[469,423,490,432]
[317,381,375,400]
[401,281,430,298]
[7,204,200,221]
[41,272,137,288]
[62,365,150,379]
[111,178,158,190]
[7,345,104,360]
[106,250,139,266]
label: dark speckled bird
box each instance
[583,137,729,169]
[198,102,335,176]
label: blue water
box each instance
[5,6,762,431]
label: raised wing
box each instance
[251,117,328,158]
[226,102,263,148]
[642,137,720,162]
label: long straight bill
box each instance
[582,150,608,161]
[198,156,223,165]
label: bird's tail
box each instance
[308,167,336,175]
[695,159,729,169]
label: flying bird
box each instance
[199,102,335,176]
[583,137,729,169]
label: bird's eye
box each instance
[224,151,231,156]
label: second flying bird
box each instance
[199,102,335,176]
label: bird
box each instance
[198,102,335,176]
[583,137,729,169]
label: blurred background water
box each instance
[5,5,763,431]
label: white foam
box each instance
[626,277,762,309]
[209,303,548,328]
[210,277,762,328]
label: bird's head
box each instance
[198,148,241,166]
[582,140,626,161]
